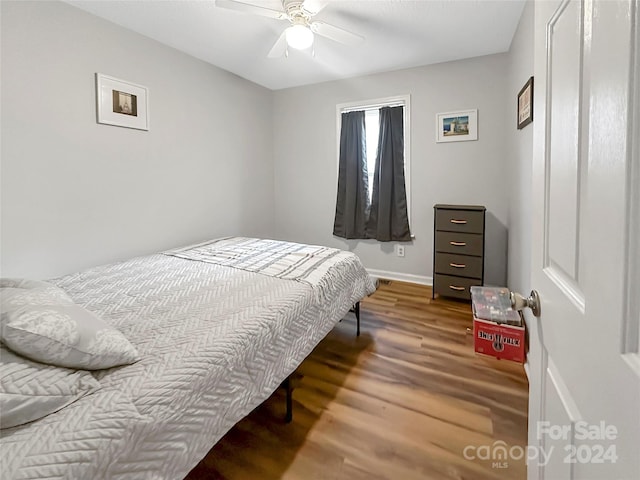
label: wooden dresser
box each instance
[432,204,486,301]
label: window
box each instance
[333,95,412,241]
[336,95,411,226]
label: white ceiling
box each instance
[67,0,526,91]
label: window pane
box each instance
[364,109,379,202]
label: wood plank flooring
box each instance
[186,281,529,480]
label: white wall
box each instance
[506,0,534,296]
[1,0,528,288]
[0,1,274,279]
[272,55,510,285]
[505,1,537,458]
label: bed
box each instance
[0,237,376,479]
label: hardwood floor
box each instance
[186,281,529,480]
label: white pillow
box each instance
[0,281,74,319]
[2,304,140,370]
[0,346,100,429]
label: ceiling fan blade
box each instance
[267,31,288,58]
[302,0,329,15]
[310,21,364,46]
[215,0,288,20]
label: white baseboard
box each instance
[366,268,432,286]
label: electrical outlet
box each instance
[396,245,405,257]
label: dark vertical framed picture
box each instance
[517,76,534,129]
[96,73,149,131]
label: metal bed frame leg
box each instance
[282,301,361,422]
[283,375,293,423]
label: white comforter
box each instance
[0,238,375,479]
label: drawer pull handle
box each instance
[450,241,466,246]
[449,285,465,291]
[450,219,468,224]
[449,263,466,268]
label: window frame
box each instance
[336,95,412,229]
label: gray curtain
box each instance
[366,106,412,241]
[333,111,369,239]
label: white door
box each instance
[528,0,640,479]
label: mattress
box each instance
[0,237,376,479]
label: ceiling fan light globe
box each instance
[286,25,314,50]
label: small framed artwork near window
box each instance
[95,73,149,131]
[517,76,534,129]
[436,109,478,143]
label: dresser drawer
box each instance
[434,253,483,279]
[433,274,482,301]
[435,231,484,257]
[435,208,485,234]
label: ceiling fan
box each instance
[215,0,364,57]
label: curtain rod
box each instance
[340,102,404,114]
